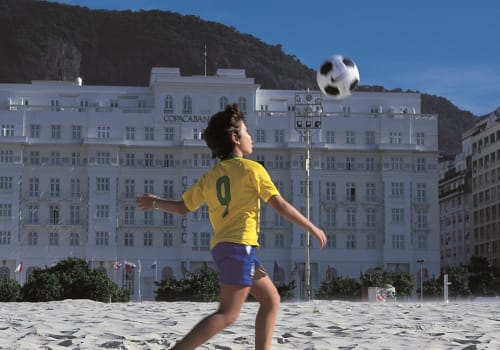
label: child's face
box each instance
[234,121,253,156]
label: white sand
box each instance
[1,299,499,349]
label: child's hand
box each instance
[136,194,159,211]
[312,227,327,248]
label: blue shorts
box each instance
[211,242,261,286]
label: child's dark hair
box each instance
[203,104,245,159]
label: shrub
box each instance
[155,267,220,302]
[315,276,361,300]
[0,278,21,302]
[276,280,296,301]
[362,271,415,297]
[21,257,129,302]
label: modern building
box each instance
[0,68,440,300]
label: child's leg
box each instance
[171,284,250,350]
[250,267,281,350]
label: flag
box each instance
[137,259,142,273]
[124,260,136,270]
[15,262,23,273]
[113,261,122,270]
[151,259,157,269]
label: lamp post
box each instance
[417,259,425,304]
[294,89,322,301]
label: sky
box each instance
[49,0,500,116]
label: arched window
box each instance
[122,268,135,295]
[219,96,228,111]
[183,96,192,113]
[164,95,173,113]
[272,261,285,284]
[238,96,247,113]
[326,266,337,281]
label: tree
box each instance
[316,276,361,300]
[0,278,21,302]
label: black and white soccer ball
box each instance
[316,55,360,100]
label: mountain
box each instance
[0,0,477,155]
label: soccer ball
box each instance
[316,55,360,100]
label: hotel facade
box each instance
[0,68,439,300]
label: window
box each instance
[163,179,174,199]
[0,231,11,245]
[50,151,61,165]
[143,211,154,225]
[346,208,356,227]
[126,127,136,140]
[96,177,110,192]
[97,125,110,139]
[0,150,13,164]
[417,209,427,229]
[326,233,336,248]
[274,129,284,143]
[72,125,82,139]
[164,95,173,112]
[144,153,154,167]
[275,233,284,248]
[163,212,174,225]
[27,205,39,224]
[326,156,336,170]
[164,127,174,141]
[144,179,154,193]
[418,235,428,249]
[346,156,355,171]
[256,129,266,143]
[96,232,109,246]
[97,151,111,165]
[391,156,403,170]
[49,232,59,246]
[50,178,60,197]
[51,124,62,139]
[71,152,81,165]
[143,232,153,246]
[124,232,134,246]
[366,234,376,249]
[391,208,404,223]
[416,183,426,202]
[28,178,39,197]
[391,182,404,197]
[219,96,228,111]
[346,182,356,201]
[346,233,356,249]
[416,132,425,145]
[1,124,14,136]
[365,157,375,171]
[346,130,355,144]
[28,232,38,246]
[70,205,80,225]
[70,178,81,197]
[49,205,59,224]
[163,232,174,247]
[367,208,376,227]
[193,232,210,251]
[366,183,376,201]
[125,153,135,167]
[70,232,80,246]
[389,131,402,144]
[145,127,154,140]
[0,176,13,190]
[275,155,284,169]
[325,182,336,201]
[125,179,135,198]
[392,234,405,249]
[326,130,335,144]
[183,95,192,113]
[365,131,375,145]
[326,207,336,227]
[96,204,109,218]
[416,158,426,172]
[30,124,40,138]
[124,206,135,225]
[30,151,40,165]
[164,154,174,168]
[238,96,247,112]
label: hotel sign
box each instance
[163,114,210,123]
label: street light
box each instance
[294,89,322,301]
[417,259,425,304]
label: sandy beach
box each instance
[1,299,499,349]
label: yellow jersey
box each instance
[182,157,280,249]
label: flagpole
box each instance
[137,259,142,303]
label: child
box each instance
[136,104,327,349]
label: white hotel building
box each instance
[0,68,439,300]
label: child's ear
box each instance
[231,132,240,143]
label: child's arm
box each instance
[267,195,327,248]
[136,194,190,215]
